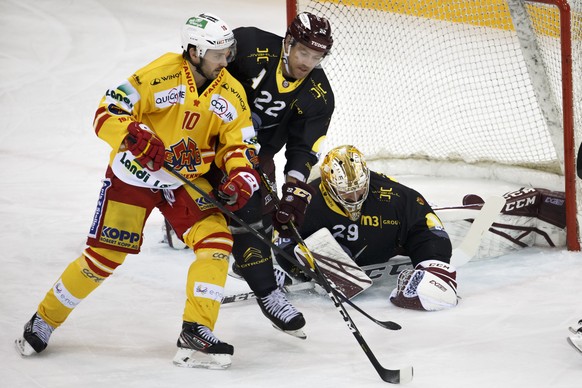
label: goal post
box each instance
[287,0,581,250]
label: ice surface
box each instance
[2,1,582,387]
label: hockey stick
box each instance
[258,171,413,384]
[162,162,400,331]
[222,281,315,304]
[257,171,401,330]
[288,220,413,384]
[449,196,506,267]
[163,164,410,382]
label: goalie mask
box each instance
[181,13,236,62]
[320,145,370,221]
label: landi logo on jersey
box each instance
[154,85,186,108]
[167,138,202,172]
[105,81,138,111]
[210,94,237,122]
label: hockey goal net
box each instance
[287,0,582,250]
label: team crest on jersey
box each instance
[375,187,399,202]
[168,138,202,172]
[309,79,329,103]
[245,148,259,168]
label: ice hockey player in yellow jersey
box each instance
[15,13,258,370]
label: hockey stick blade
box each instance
[450,195,506,267]
[341,295,401,330]
[222,282,314,304]
[381,364,413,385]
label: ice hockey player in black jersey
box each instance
[226,12,335,335]
[164,12,335,337]
[276,145,459,311]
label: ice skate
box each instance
[257,288,306,339]
[15,313,54,356]
[173,322,234,369]
[568,320,582,354]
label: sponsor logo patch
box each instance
[193,282,224,302]
[154,85,186,108]
[53,279,82,309]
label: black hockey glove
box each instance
[273,180,315,238]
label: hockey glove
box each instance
[273,180,315,238]
[218,167,260,211]
[124,122,165,171]
[389,260,458,311]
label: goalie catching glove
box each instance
[390,260,458,311]
[273,180,316,237]
[218,167,260,211]
[124,122,165,171]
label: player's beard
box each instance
[197,59,222,81]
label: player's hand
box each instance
[273,180,315,237]
[218,167,260,211]
[124,122,165,171]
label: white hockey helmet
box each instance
[320,145,370,221]
[181,13,236,61]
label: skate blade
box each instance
[272,324,307,340]
[173,347,232,370]
[15,337,36,356]
[567,335,582,354]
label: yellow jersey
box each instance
[93,52,256,189]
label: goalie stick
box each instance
[162,163,411,383]
[449,196,506,267]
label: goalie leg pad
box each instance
[293,228,373,299]
[390,260,458,311]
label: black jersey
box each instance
[299,172,452,267]
[229,27,334,179]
